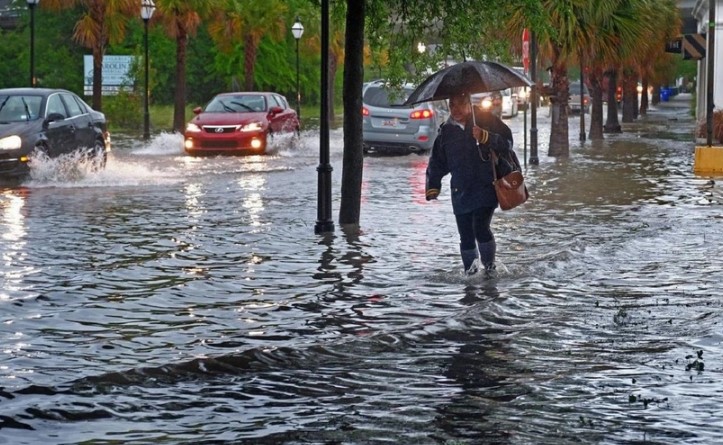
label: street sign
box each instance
[683,33,706,60]
[665,34,706,60]
[665,38,682,53]
[522,28,530,73]
[83,55,135,96]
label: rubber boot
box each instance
[460,247,479,275]
[478,239,497,277]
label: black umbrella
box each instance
[404,61,533,105]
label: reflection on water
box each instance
[1,107,723,443]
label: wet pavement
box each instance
[1,93,723,444]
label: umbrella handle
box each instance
[469,95,476,127]
[469,95,479,147]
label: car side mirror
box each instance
[269,106,283,115]
[193,107,203,115]
[44,113,65,128]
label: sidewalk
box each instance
[652,92,693,110]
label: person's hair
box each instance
[449,94,469,106]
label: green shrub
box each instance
[104,91,143,131]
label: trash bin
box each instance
[661,88,670,102]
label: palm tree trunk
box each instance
[173,26,188,133]
[243,33,259,91]
[92,46,104,112]
[621,67,637,123]
[604,69,621,133]
[339,0,365,228]
[651,85,660,105]
[548,63,569,157]
[90,1,107,111]
[588,67,605,140]
[639,78,649,116]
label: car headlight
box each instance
[240,122,263,132]
[481,98,493,109]
[186,123,201,133]
[0,135,22,150]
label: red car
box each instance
[184,92,300,155]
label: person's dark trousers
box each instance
[455,206,495,272]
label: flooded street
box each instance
[2,99,723,444]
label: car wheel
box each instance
[92,139,107,170]
[83,139,106,171]
[264,130,273,154]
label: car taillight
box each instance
[410,109,433,119]
[362,107,369,116]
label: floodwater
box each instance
[2,102,723,444]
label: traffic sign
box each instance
[522,28,530,73]
[665,38,682,53]
[683,33,706,59]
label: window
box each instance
[46,94,67,118]
[270,95,285,109]
[363,85,414,107]
[61,93,84,117]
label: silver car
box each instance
[569,81,591,114]
[362,81,449,155]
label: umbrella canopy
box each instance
[404,61,533,105]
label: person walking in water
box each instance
[425,92,519,276]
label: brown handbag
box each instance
[490,150,529,210]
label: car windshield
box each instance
[205,95,267,113]
[0,94,43,122]
[363,86,415,107]
[569,83,589,94]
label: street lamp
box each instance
[141,0,155,141]
[27,0,39,87]
[291,16,304,119]
[315,1,333,234]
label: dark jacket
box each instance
[425,107,515,215]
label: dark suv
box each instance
[362,81,449,155]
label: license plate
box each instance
[381,119,398,127]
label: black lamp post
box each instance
[27,0,39,87]
[291,16,304,119]
[141,0,155,141]
[579,65,586,142]
[529,30,539,165]
[315,0,334,234]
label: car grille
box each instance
[0,158,25,175]
[198,140,238,149]
[203,126,237,134]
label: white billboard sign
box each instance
[83,55,135,96]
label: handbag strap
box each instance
[489,149,498,180]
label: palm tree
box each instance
[43,0,138,111]
[630,0,680,117]
[154,0,221,132]
[207,0,287,92]
[507,0,599,156]
[583,0,657,139]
